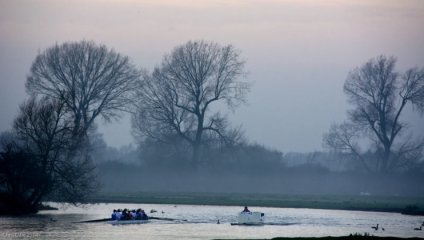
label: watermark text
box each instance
[2,232,40,238]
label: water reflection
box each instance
[0,203,423,239]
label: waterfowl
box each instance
[371,224,379,230]
[414,226,422,231]
[50,218,57,222]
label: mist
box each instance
[92,134,424,197]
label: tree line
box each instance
[1,39,424,214]
[95,140,424,196]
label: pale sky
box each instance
[1,0,423,153]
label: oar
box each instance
[72,218,112,223]
[148,216,187,221]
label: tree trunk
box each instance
[191,142,200,172]
[191,114,204,172]
[380,146,391,174]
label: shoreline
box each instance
[84,192,424,216]
[213,238,424,240]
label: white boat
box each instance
[230,211,265,225]
[107,219,150,225]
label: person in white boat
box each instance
[111,209,117,220]
[242,206,250,212]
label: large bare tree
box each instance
[26,40,141,137]
[132,40,251,169]
[0,96,99,214]
[323,55,424,174]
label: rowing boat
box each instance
[107,219,150,225]
[106,216,187,225]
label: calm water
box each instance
[1,203,423,239]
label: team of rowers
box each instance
[111,209,148,221]
[111,206,250,221]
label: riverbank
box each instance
[0,202,58,215]
[86,192,424,216]
[215,237,423,240]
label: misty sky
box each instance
[1,0,423,153]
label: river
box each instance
[0,203,423,239]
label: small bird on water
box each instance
[50,218,57,222]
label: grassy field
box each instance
[86,192,424,215]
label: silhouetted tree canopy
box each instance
[323,55,424,174]
[0,96,99,214]
[0,136,40,214]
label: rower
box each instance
[111,209,117,220]
[141,209,148,219]
[135,209,142,220]
[131,210,137,220]
[121,209,130,220]
[116,209,122,220]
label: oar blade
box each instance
[72,218,112,223]
[148,216,187,221]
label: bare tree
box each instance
[323,55,424,174]
[26,40,141,137]
[0,96,99,214]
[131,40,251,170]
